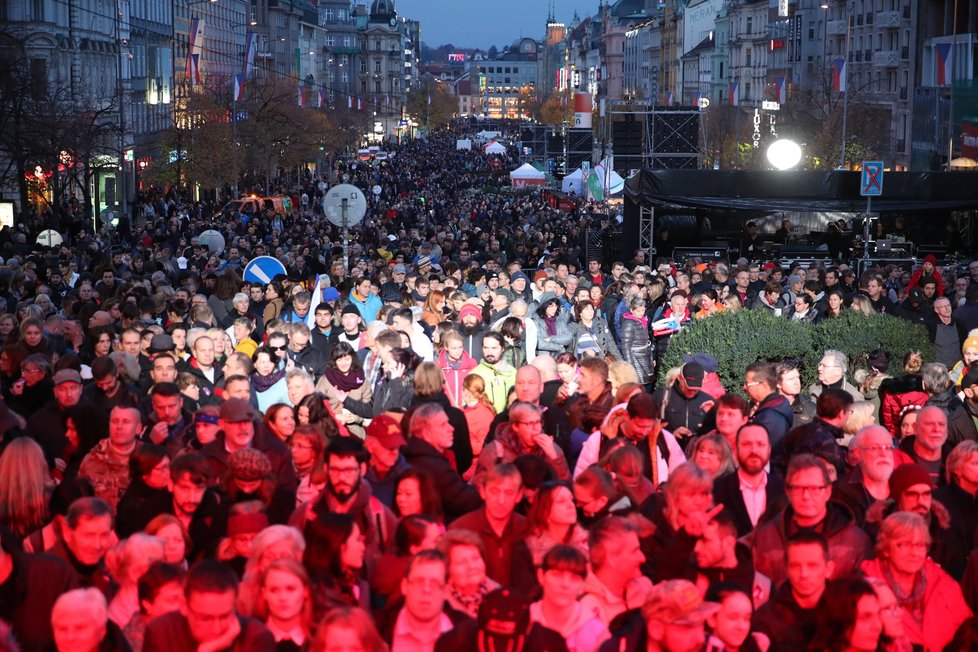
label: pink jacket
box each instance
[861,557,972,652]
[438,349,477,407]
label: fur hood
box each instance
[865,497,951,530]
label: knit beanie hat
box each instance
[888,463,933,499]
[964,336,978,354]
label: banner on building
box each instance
[574,92,592,128]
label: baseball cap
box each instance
[682,353,718,374]
[53,369,82,386]
[643,579,720,625]
[393,264,407,274]
[220,398,258,423]
[681,362,705,389]
[321,287,341,303]
[365,414,407,448]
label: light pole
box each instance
[947,0,959,166]
[838,2,851,169]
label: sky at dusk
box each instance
[395,0,589,51]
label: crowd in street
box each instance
[4,121,978,652]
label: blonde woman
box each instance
[237,525,306,616]
[461,374,496,463]
[105,534,166,628]
[0,437,52,540]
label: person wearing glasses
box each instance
[472,402,570,484]
[833,425,897,527]
[810,349,862,403]
[751,454,871,586]
[861,512,971,652]
[743,361,794,453]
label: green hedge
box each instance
[658,310,932,392]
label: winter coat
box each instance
[878,374,927,435]
[347,290,382,322]
[652,383,714,440]
[750,392,794,450]
[262,296,284,324]
[469,360,517,414]
[861,557,971,652]
[315,372,372,438]
[947,400,978,447]
[808,378,862,403]
[199,430,296,491]
[568,319,622,360]
[342,375,414,418]
[77,439,132,509]
[619,313,653,384]
[531,299,573,356]
[0,548,79,652]
[462,401,496,457]
[437,349,478,408]
[402,392,474,476]
[775,417,845,478]
[402,436,482,523]
[932,482,978,579]
[749,502,872,586]
[529,601,609,652]
[753,580,819,652]
[473,421,571,484]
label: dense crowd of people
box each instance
[4,121,978,652]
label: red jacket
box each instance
[861,557,971,651]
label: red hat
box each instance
[762,261,777,271]
[888,463,933,499]
[458,303,482,324]
[533,269,550,283]
[923,254,938,266]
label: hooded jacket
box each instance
[750,392,794,450]
[438,348,478,407]
[530,291,573,355]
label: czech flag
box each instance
[728,82,738,106]
[233,74,244,102]
[936,43,953,86]
[832,58,847,93]
[774,76,786,103]
[665,91,673,106]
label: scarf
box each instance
[252,366,286,392]
[325,367,364,392]
[543,315,558,336]
[882,562,927,628]
[449,580,492,618]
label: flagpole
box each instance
[838,6,850,169]
[948,0,958,166]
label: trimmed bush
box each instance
[659,310,814,392]
[810,311,933,378]
[658,309,932,392]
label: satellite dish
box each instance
[198,229,226,254]
[323,184,367,228]
[36,230,63,247]
[372,185,382,196]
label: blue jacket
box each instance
[750,392,794,449]
[348,291,382,322]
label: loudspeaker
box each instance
[648,108,700,169]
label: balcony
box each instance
[827,20,848,36]
[873,50,899,67]
[876,10,901,27]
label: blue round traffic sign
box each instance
[243,256,287,284]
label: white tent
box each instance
[509,163,546,188]
[475,130,501,141]
[593,156,626,195]
[484,140,507,154]
[562,168,584,195]
[456,139,472,151]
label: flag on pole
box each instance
[729,82,739,106]
[233,74,244,102]
[832,58,847,93]
[357,97,362,110]
[317,90,325,108]
[774,76,786,103]
[347,95,353,109]
[936,43,953,86]
[427,92,432,106]
[298,86,306,107]
[186,17,205,85]
[665,91,673,106]
[243,31,257,79]
[691,93,700,108]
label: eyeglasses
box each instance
[516,419,542,427]
[271,345,287,352]
[743,380,763,389]
[858,444,894,454]
[786,484,827,495]
[818,363,841,369]
[902,489,932,500]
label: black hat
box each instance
[148,334,175,354]
[681,362,705,389]
[341,304,361,317]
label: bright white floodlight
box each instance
[767,139,802,170]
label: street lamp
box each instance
[767,138,803,169]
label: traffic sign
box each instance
[37,230,63,247]
[198,229,225,254]
[323,184,367,227]
[861,161,884,197]
[243,256,287,284]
